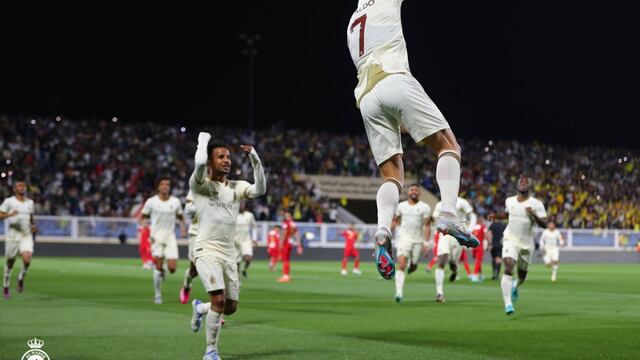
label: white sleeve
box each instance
[184,201,196,219]
[432,203,441,219]
[189,172,207,194]
[175,198,183,216]
[536,200,547,218]
[141,199,152,216]
[0,199,8,213]
[243,148,266,199]
[395,203,402,218]
[424,204,432,220]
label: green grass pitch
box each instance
[0,257,638,359]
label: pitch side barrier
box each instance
[1,216,639,252]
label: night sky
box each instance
[2,1,639,146]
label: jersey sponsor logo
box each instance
[207,198,239,212]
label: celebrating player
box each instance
[267,225,281,272]
[1,180,36,299]
[278,211,303,283]
[179,190,199,304]
[188,132,266,360]
[346,0,479,280]
[490,176,547,315]
[433,232,463,303]
[470,216,488,282]
[234,203,256,278]
[540,221,564,282]
[140,177,186,304]
[340,224,362,275]
[391,184,431,302]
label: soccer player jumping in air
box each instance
[347,0,479,280]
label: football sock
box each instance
[354,257,360,269]
[551,265,558,281]
[205,310,223,353]
[153,269,163,298]
[3,265,12,288]
[197,302,212,314]
[501,274,513,306]
[18,263,29,281]
[377,181,400,231]
[395,270,405,296]
[183,268,193,290]
[435,268,445,295]
[436,153,461,215]
[341,257,347,270]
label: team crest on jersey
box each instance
[21,338,51,360]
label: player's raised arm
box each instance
[239,145,266,199]
[191,132,212,187]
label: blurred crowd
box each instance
[1,115,638,229]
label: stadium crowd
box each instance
[1,115,638,229]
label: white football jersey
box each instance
[234,211,256,243]
[141,195,183,242]
[504,196,547,246]
[540,229,563,248]
[347,0,410,105]
[432,198,475,230]
[395,200,431,243]
[189,174,251,263]
[0,196,34,235]
[185,191,199,236]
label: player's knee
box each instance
[438,255,448,268]
[6,258,15,267]
[223,300,237,315]
[212,297,226,310]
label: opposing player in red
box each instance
[138,224,153,269]
[340,224,362,275]
[267,225,281,272]
[278,212,303,283]
[470,217,488,282]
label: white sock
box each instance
[18,264,29,281]
[551,265,558,280]
[3,265,12,288]
[435,268,444,295]
[436,154,461,215]
[377,181,400,231]
[153,269,163,297]
[395,270,405,297]
[205,310,223,353]
[197,302,212,314]
[501,274,513,307]
[183,268,193,289]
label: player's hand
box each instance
[7,210,18,217]
[296,245,303,255]
[31,225,38,234]
[240,145,254,154]
[180,228,187,239]
[525,207,535,216]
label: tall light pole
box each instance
[239,33,261,130]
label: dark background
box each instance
[1,1,638,146]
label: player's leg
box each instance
[472,246,483,282]
[550,249,560,281]
[180,261,198,304]
[501,243,517,315]
[394,255,408,302]
[421,131,478,249]
[3,257,16,299]
[192,258,226,359]
[16,249,32,293]
[153,256,165,304]
[352,249,362,275]
[515,248,532,289]
[241,240,253,277]
[374,155,403,280]
[435,253,448,302]
[459,249,471,278]
[341,250,349,275]
[407,243,421,274]
[278,247,291,282]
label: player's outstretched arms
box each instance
[191,132,211,188]
[240,145,266,198]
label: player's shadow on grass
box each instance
[513,312,572,320]
[259,307,350,316]
[229,349,315,359]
